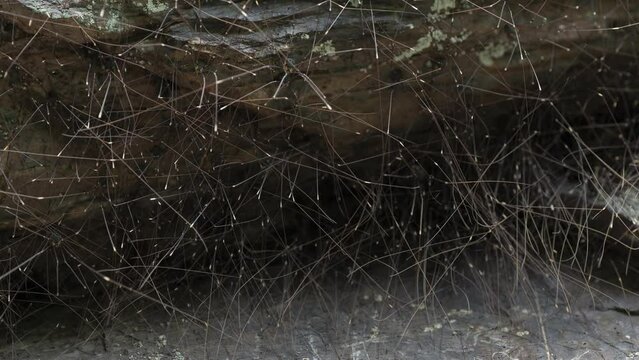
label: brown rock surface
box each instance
[0,0,637,241]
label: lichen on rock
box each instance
[313,40,336,57]
[478,41,512,67]
[394,27,468,61]
[431,0,456,13]
[145,0,168,14]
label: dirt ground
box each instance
[2,261,639,360]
